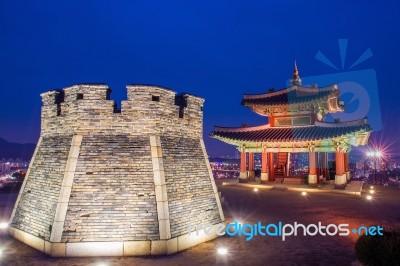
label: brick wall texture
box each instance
[11,135,72,241]
[161,136,222,238]
[62,134,159,242]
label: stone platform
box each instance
[222,178,364,196]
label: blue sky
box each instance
[1,0,399,156]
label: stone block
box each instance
[308,174,317,185]
[50,242,66,257]
[158,219,171,240]
[156,201,170,220]
[123,241,151,256]
[58,186,72,203]
[69,144,81,159]
[261,172,269,181]
[149,135,161,147]
[11,228,45,252]
[152,157,164,171]
[151,240,168,255]
[167,238,178,254]
[66,242,123,257]
[154,185,168,201]
[50,221,64,242]
[151,146,163,158]
[153,170,166,186]
[54,202,68,222]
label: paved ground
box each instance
[0,182,399,266]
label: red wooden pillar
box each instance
[268,152,274,181]
[308,150,317,186]
[248,152,255,181]
[344,152,350,182]
[239,150,247,183]
[320,152,328,179]
[261,150,269,184]
[335,150,346,189]
[286,152,291,176]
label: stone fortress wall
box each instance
[10,84,225,257]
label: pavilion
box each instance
[211,64,371,188]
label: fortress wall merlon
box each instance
[63,84,111,102]
[126,85,177,102]
[182,93,204,119]
[41,90,62,105]
[125,85,204,115]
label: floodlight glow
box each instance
[369,189,375,194]
[301,191,307,196]
[0,222,8,229]
[366,195,373,200]
[217,247,228,255]
[375,151,382,157]
[253,188,259,192]
[367,152,373,156]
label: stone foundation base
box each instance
[345,171,350,183]
[308,174,317,187]
[239,172,248,183]
[260,173,269,184]
[10,223,225,257]
[247,171,255,181]
[335,174,347,189]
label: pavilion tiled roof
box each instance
[211,119,371,143]
[241,86,337,106]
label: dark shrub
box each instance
[355,228,400,266]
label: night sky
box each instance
[1,1,400,157]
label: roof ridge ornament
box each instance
[290,61,302,86]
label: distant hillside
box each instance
[0,138,36,160]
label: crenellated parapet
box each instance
[40,84,205,138]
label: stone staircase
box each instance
[274,152,288,178]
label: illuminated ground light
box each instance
[0,222,8,229]
[253,188,259,192]
[366,195,373,201]
[217,247,228,255]
[301,191,307,196]
[369,189,375,194]
[370,186,374,189]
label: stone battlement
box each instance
[40,84,204,137]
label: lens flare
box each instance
[217,247,228,255]
[0,222,8,229]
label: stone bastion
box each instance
[9,84,225,257]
